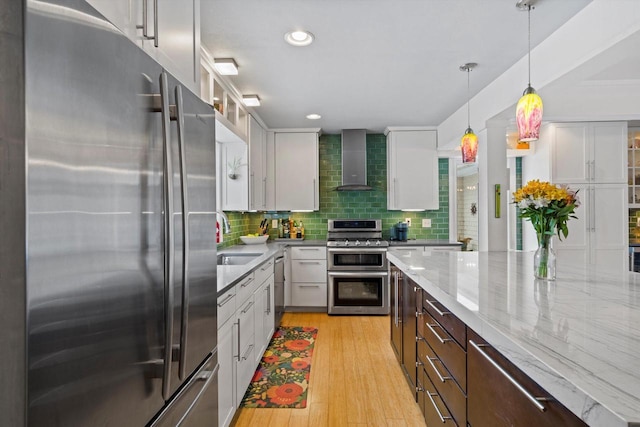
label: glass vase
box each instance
[534,234,556,280]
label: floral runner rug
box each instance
[240,326,318,408]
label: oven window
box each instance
[333,277,383,306]
[332,253,384,267]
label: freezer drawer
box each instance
[150,353,219,427]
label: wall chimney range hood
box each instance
[336,129,373,191]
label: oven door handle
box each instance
[327,248,388,254]
[328,271,389,277]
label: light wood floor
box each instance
[232,312,427,427]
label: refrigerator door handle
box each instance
[160,71,175,401]
[175,85,190,381]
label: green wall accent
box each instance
[219,133,450,247]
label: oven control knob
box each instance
[344,239,349,246]
[355,240,360,246]
[375,240,381,246]
[365,240,371,246]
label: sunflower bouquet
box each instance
[513,180,579,279]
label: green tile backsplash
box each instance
[219,133,450,247]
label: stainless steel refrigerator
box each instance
[0,0,218,425]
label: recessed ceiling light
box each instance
[306,113,321,120]
[284,30,314,47]
[242,95,261,107]
[213,58,238,75]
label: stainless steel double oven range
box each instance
[327,219,389,315]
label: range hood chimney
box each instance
[336,129,373,191]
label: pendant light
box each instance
[460,62,478,164]
[515,2,543,142]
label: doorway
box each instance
[456,162,478,251]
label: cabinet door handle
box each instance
[591,187,596,232]
[469,340,547,412]
[235,320,241,362]
[591,160,596,181]
[152,0,158,47]
[425,299,450,317]
[262,177,267,209]
[394,178,398,207]
[250,172,255,208]
[426,323,451,344]
[425,389,452,423]
[241,344,254,361]
[426,356,451,383]
[266,285,271,314]
[217,293,234,307]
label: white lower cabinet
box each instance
[217,257,275,427]
[290,246,327,308]
[217,316,236,427]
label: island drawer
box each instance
[421,369,459,426]
[422,289,466,348]
[420,310,466,391]
[467,329,587,427]
[418,338,466,427]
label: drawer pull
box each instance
[241,344,254,361]
[298,284,321,288]
[217,293,234,307]
[299,248,320,251]
[426,389,452,423]
[240,277,254,288]
[425,299,450,317]
[260,262,273,271]
[241,301,255,314]
[299,261,321,264]
[426,323,452,344]
[427,356,451,383]
[469,340,547,413]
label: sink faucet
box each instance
[217,210,232,233]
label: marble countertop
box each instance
[387,249,640,427]
[389,239,462,247]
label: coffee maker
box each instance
[391,222,408,241]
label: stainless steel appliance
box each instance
[327,219,389,315]
[1,1,218,425]
[274,249,286,327]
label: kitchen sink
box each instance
[216,253,261,266]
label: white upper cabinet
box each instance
[248,115,268,211]
[86,0,139,39]
[274,131,320,211]
[551,122,627,184]
[217,119,249,211]
[87,0,200,93]
[386,129,439,210]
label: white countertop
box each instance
[387,249,640,427]
[217,243,281,295]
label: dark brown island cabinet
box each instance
[390,262,588,427]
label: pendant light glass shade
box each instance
[460,62,478,163]
[516,3,543,142]
[516,85,543,141]
[461,128,478,163]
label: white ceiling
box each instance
[201,0,593,134]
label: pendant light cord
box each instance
[467,68,471,128]
[527,4,531,87]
